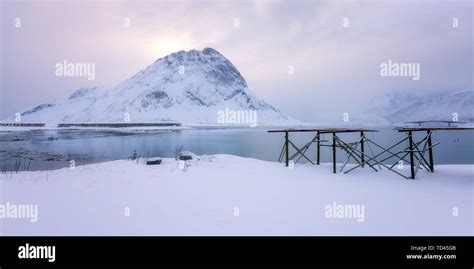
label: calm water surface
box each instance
[0,127,473,171]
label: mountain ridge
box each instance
[9,48,298,126]
[373,90,474,123]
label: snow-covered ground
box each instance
[0,155,472,236]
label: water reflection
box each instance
[0,127,473,171]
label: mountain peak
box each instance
[157,47,222,63]
[10,48,297,125]
[202,47,220,55]
[142,48,248,90]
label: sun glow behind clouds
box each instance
[146,34,197,59]
[0,0,472,122]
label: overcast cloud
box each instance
[1,0,472,121]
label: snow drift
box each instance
[1,154,472,235]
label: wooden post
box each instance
[408,131,415,179]
[285,131,289,167]
[427,130,434,172]
[332,132,336,173]
[317,131,320,165]
[360,131,365,167]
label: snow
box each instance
[1,154,472,236]
[0,125,190,132]
[367,90,474,124]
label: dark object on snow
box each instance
[146,158,162,165]
[179,155,192,161]
[131,149,137,160]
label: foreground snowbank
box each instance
[0,155,472,235]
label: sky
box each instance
[0,0,472,122]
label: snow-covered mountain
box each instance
[11,48,298,126]
[366,90,474,124]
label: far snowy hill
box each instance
[364,90,474,124]
[368,91,422,117]
[10,48,298,126]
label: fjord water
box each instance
[0,127,473,171]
